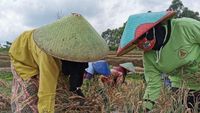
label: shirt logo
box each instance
[179,49,188,58]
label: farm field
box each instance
[0,51,145,113]
[0,51,144,72]
[0,51,197,113]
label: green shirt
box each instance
[143,18,200,110]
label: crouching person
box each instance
[117,11,200,112]
[84,60,135,86]
[9,13,109,113]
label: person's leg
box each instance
[69,73,84,97]
[61,60,88,97]
[11,64,39,113]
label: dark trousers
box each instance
[69,74,83,91]
[171,87,200,111]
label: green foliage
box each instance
[168,0,184,17]
[0,72,12,96]
[0,48,9,52]
[0,41,11,53]
[180,7,200,21]
[0,72,13,81]
[168,0,200,20]
[101,23,126,51]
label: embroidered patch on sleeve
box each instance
[179,49,188,58]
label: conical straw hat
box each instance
[117,11,176,56]
[33,13,109,62]
[119,62,135,72]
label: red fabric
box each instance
[134,23,155,42]
[100,66,126,86]
[112,66,126,75]
[11,64,72,113]
[137,36,156,51]
[11,64,39,113]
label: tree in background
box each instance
[101,23,125,51]
[168,0,200,20]
[102,0,200,51]
[4,41,12,49]
[0,41,11,52]
[167,0,184,17]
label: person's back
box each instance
[143,17,200,90]
[9,13,109,113]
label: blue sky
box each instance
[0,0,200,44]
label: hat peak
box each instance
[71,13,81,16]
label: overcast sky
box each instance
[0,0,200,44]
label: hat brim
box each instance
[119,62,135,72]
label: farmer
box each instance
[84,60,135,85]
[9,13,109,113]
[117,11,200,111]
[84,60,111,79]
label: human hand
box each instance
[100,74,125,86]
[111,69,125,85]
[83,72,93,80]
[100,76,113,86]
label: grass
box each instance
[80,74,146,113]
[0,72,199,112]
[0,48,9,53]
[0,72,12,96]
[0,71,12,112]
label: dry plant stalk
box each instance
[0,79,9,88]
[0,93,11,111]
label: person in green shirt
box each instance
[117,11,200,112]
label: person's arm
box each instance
[111,68,124,85]
[31,37,60,113]
[143,52,162,110]
[84,62,95,79]
[37,52,60,113]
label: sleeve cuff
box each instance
[38,94,55,113]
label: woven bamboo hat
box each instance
[119,62,135,72]
[33,13,109,62]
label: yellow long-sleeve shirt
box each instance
[9,30,61,113]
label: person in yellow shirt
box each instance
[9,13,109,113]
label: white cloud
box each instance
[0,5,31,43]
[182,0,200,13]
[0,0,200,43]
